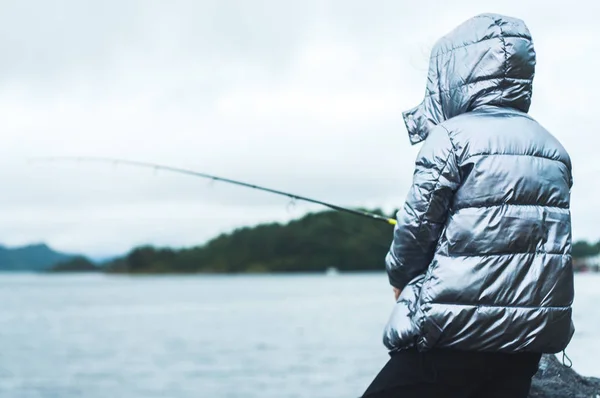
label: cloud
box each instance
[1,0,598,255]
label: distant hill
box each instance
[48,256,100,272]
[0,243,76,272]
[104,208,397,274]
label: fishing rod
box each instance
[30,156,398,226]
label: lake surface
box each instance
[0,273,598,398]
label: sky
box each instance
[0,0,598,258]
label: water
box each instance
[0,273,598,398]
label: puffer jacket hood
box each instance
[383,13,574,354]
[404,13,535,144]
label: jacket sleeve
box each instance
[386,125,461,290]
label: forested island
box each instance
[103,208,394,274]
[47,208,600,274]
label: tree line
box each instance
[102,208,395,274]
[50,209,600,273]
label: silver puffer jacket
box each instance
[383,13,575,354]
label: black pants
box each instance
[361,348,541,398]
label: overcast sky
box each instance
[0,0,597,258]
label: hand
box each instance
[393,287,401,301]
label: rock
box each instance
[529,354,600,397]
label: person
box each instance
[361,13,574,398]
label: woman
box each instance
[362,13,574,398]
